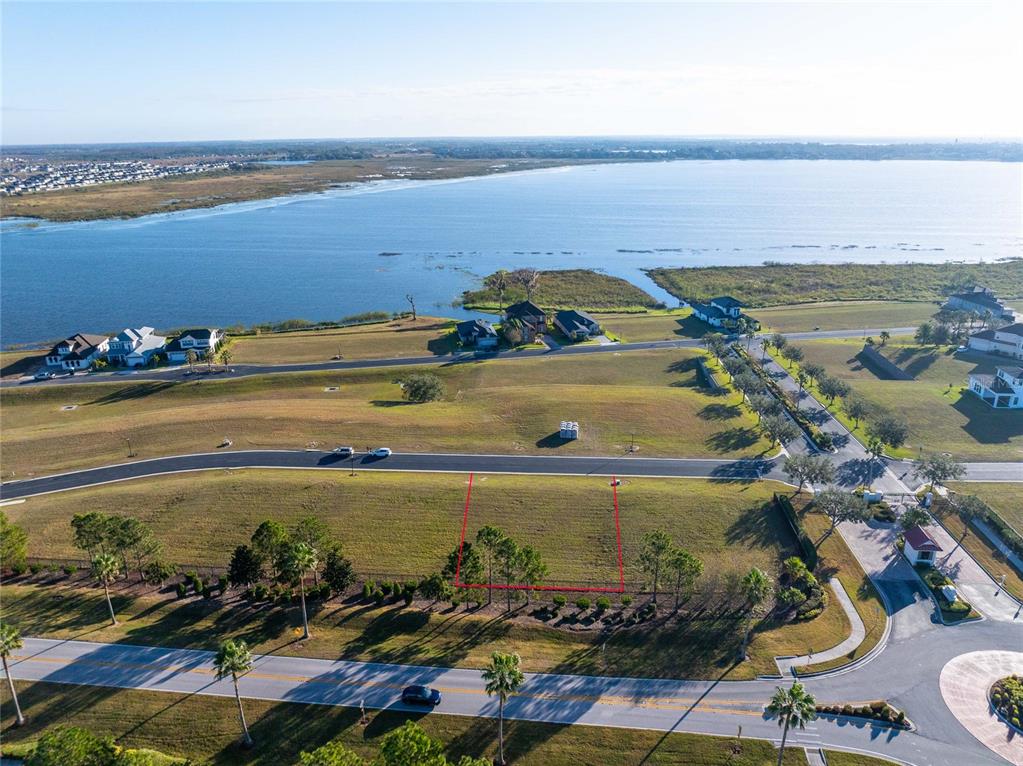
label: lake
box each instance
[2,160,1020,347]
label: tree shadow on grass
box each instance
[369,399,416,407]
[86,381,179,405]
[698,403,742,421]
[725,501,795,553]
[705,427,760,453]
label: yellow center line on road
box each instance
[12,653,763,716]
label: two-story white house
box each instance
[44,333,111,372]
[968,366,1023,409]
[164,328,224,363]
[967,323,1023,360]
[689,296,760,330]
[106,327,167,368]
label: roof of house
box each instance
[505,300,546,320]
[456,319,497,338]
[970,328,997,341]
[1000,366,1023,379]
[124,333,167,357]
[175,328,220,340]
[948,292,1007,312]
[996,323,1023,337]
[971,373,1014,393]
[114,327,154,344]
[711,296,744,309]
[904,525,942,552]
[47,333,108,358]
[555,309,599,334]
[691,301,727,320]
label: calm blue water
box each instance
[2,160,1020,347]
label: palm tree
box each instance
[185,348,198,372]
[288,542,318,639]
[92,553,120,625]
[215,639,254,747]
[739,567,771,661]
[766,682,817,766]
[879,330,891,346]
[0,623,25,726]
[482,651,524,766]
[220,348,233,368]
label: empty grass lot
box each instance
[7,472,789,588]
[749,301,940,334]
[0,681,878,766]
[0,349,772,478]
[788,338,1023,461]
[228,316,458,364]
[948,482,1023,534]
[2,473,873,679]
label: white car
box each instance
[332,446,354,457]
[33,370,56,380]
[370,447,392,458]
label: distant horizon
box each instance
[5,134,1022,151]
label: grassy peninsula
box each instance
[462,269,662,312]
[647,260,1023,307]
[0,157,597,222]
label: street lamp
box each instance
[124,436,135,458]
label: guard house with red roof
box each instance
[903,525,942,567]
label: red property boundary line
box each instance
[453,473,625,593]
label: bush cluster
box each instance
[991,675,1023,730]
[818,700,907,727]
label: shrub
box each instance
[402,582,416,606]
[552,594,567,610]
[11,563,27,576]
[320,583,333,600]
[189,575,203,594]
[363,582,375,600]
[373,589,386,605]
[400,373,445,403]
[202,585,214,600]
[778,586,807,607]
[29,563,42,575]
[596,596,611,612]
[620,594,633,607]
[176,582,188,599]
[841,705,853,716]
[142,560,178,585]
[575,597,591,611]
[218,574,229,593]
[253,583,269,601]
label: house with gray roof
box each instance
[968,365,1023,409]
[945,286,1016,322]
[456,319,499,349]
[165,328,224,363]
[689,296,760,330]
[107,327,167,367]
[553,309,601,341]
[44,333,110,371]
[966,322,1023,360]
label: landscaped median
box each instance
[991,674,1023,732]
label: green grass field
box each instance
[229,316,458,364]
[0,349,772,478]
[2,681,889,766]
[462,269,661,311]
[749,301,940,334]
[647,261,1023,307]
[948,482,1023,533]
[784,338,1023,461]
[7,472,789,587]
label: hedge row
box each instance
[774,493,818,570]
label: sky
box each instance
[2,1,1021,145]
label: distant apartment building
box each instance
[944,286,1016,323]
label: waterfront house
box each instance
[967,323,1023,360]
[456,319,499,349]
[553,309,601,341]
[903,525,942,567]
[944,286,1016,323]
[45,333,111,371]
[106,327,167,367]
[967,365,1023,409]
[689,296,760,330]
[165,328,223,363]
[504,301,547,342]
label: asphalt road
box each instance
[9,625,1017,766]
[4,326,918,388]
[0,450,787,499]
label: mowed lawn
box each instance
[749,301,939,334]
[0,681,846,766]
[228,316,458,364]
[597,309,718,342]
[8,471,792,588]
[793,338,1023,460]
[0,349,772,477]
[948,482,1023,534]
